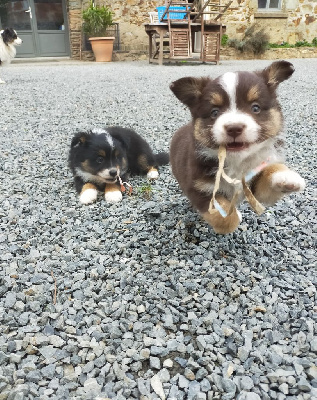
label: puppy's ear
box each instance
[70,132,90,148]
[170,77,211,108]
[261,61,294,87]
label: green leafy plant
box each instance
[221,34,229,46]
[82,1,113,37]
[228,25,269,55]
[269,42,294,48]
[295,40,312,47]
[269,38,317,48]
[137,183,153,200]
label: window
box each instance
[258,0,281,10]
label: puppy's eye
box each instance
[251,104,261,113]
[211,108,219,118]
[96,157,104,164]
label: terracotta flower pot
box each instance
[89,37,115,62]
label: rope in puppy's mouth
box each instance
[118,175,133,195]
[208,146,269,218]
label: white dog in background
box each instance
[0,28,22,83]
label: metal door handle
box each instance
[25,6,32,18]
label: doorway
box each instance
[0,0,70,57]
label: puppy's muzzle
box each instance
[225,123,246,139]
[109,168,118,178]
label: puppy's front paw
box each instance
[105,190,122,203]
[271,170,305,193]
[147,168,159,180]
[0,79,6,84]
[80,188,98,204]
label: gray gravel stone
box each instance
[240,376,254,391]
[0,58,316,399]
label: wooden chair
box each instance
[165,0,193,59]
[149,12,170,60]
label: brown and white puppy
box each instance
[170,61,305,234]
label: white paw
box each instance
[271,170,305,193]
[105,190,122,203]
[80,188,98,204]
[147,169,159,180]
[0,79,6,84]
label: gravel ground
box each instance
[0,58,316,400]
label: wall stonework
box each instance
[66,0,317,60]
[221,46,317,60]
[222,0,317,44]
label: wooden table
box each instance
[144,22,224,65]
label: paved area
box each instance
[0,58,316,400]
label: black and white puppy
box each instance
[0,28,22,83]
[69,126,169,205]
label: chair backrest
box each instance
[149,12,160,24]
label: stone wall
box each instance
[66,0,317,60]
[220,45,317,60]
[221,0,317,44]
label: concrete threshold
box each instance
[12,57,81,64]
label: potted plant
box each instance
[82,1,115,62]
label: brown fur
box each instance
[105,183,121,194]
[81,182,97,194]
[202,195,240,234]
[170,61,304,234]
[251,163,290,205]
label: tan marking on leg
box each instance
[81,183,97,194]
[251,163,289,205]
[202,195,240,234]
[105,183,120,193]
[148,167,157,173]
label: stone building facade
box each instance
[224,0,317,45]
[66,0,317,60]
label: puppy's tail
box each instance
[154,152,169,166]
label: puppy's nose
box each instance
[225,123,245,138]
[109,168,117,177]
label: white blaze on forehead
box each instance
[213,72,260,144]
[220,72,238,109]
[91,128,114,148]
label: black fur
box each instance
[68,126,169,196]
[1,28,18,46]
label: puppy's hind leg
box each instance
[201,195,241,234]
[138,152,169,180]
[137,154,159,180]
